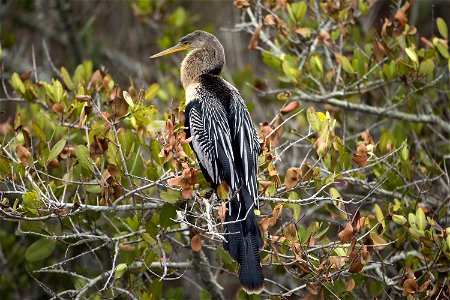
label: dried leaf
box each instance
[264,14,277,26]
[51,103,64,114]
[280,101,300,115]
[75,95,92,102]
[345,278,356,292]
[348,259,364,273]
[218,203,226,223]
[284,167,302,190]
[369,231,387,250]
[16,145,31,166]
[352,143,368,167]
[20,69,32,81]
[284,223,298,242]
[233,0,250,9]
[248,25,263,50]
[191,234,202,252]
[403,278,418,295]
[338,222,354,243]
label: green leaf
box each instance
[287,2,307,24]
[47,139,66,165]
[25,238,56,262]
[374,204,385,229]
[418,59,434,77]
[61,67,74,90]
[434,38,450,59]
[306,107,321,132]
[160,190,180,203]
[32,121,47,143]
[416,207,426,231]
[53,80,64,103]
[199,290,212,300]
[405,47,418,65]
[123,91,135,108]
[0,156,12,177]
[145,83,160,101]
[335,53,354,73]
[392,214,407,225]
[114,263,127,279]
[75,145,93,172]
[160,203,177,228]
[408,212,416,228]
[437,17,448,40]
[11,73,26,94]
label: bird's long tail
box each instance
[224,188,264,294]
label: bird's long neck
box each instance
[181,41,225,90]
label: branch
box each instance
[292,84,450,133]
[192,250,225,300]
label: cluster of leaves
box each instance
[1,0,450,299]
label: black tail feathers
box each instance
[224,189,264,294]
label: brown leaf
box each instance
[259,204,283,233]
[306,282,319,295]
[369,231,387,250]
[264,14,277,26]
[91,70,103,88]
[329,256,346,270]
[345,278,356,292]
[21,128,31,149]
[75,95,92,102]
[405,265,415,279]
[338,222,354,243]
[284,223,298,242]
[20,69,33,81]
[280,101,300,115]
[52,103,64,114]
[360,245,371,265]
[352,143,368,167]
[233,0,250,9]
[284,167,302,189]
[248,25,263,50]
[348,259,364,273]
[403,278,418,295]
[168,175,183,186]
[419,280,431,292]
[181,186,193,199]
[218,203,226,223]
[191,234,202,252]
[395,0,412,30]
[16,145,31,166]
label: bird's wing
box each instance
[186,99,237,190]
[229,91,260,206]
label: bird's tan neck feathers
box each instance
[180,43,225,90]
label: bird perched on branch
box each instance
[151,30,264,293]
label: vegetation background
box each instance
[1,0,450,299]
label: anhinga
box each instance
[151,30,264,293]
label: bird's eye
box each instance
[182,41,189,46]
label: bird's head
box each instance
[150,30,218,58]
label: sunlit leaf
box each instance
[114,263,127,279]
[436,17,448,40]
[47,139,66,165]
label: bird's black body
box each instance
[151,30,264,293]
[185,73,264,293]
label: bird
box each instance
[150,30,264,294]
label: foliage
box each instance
[1,0,450,299]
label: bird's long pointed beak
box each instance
[150,43,190,58]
